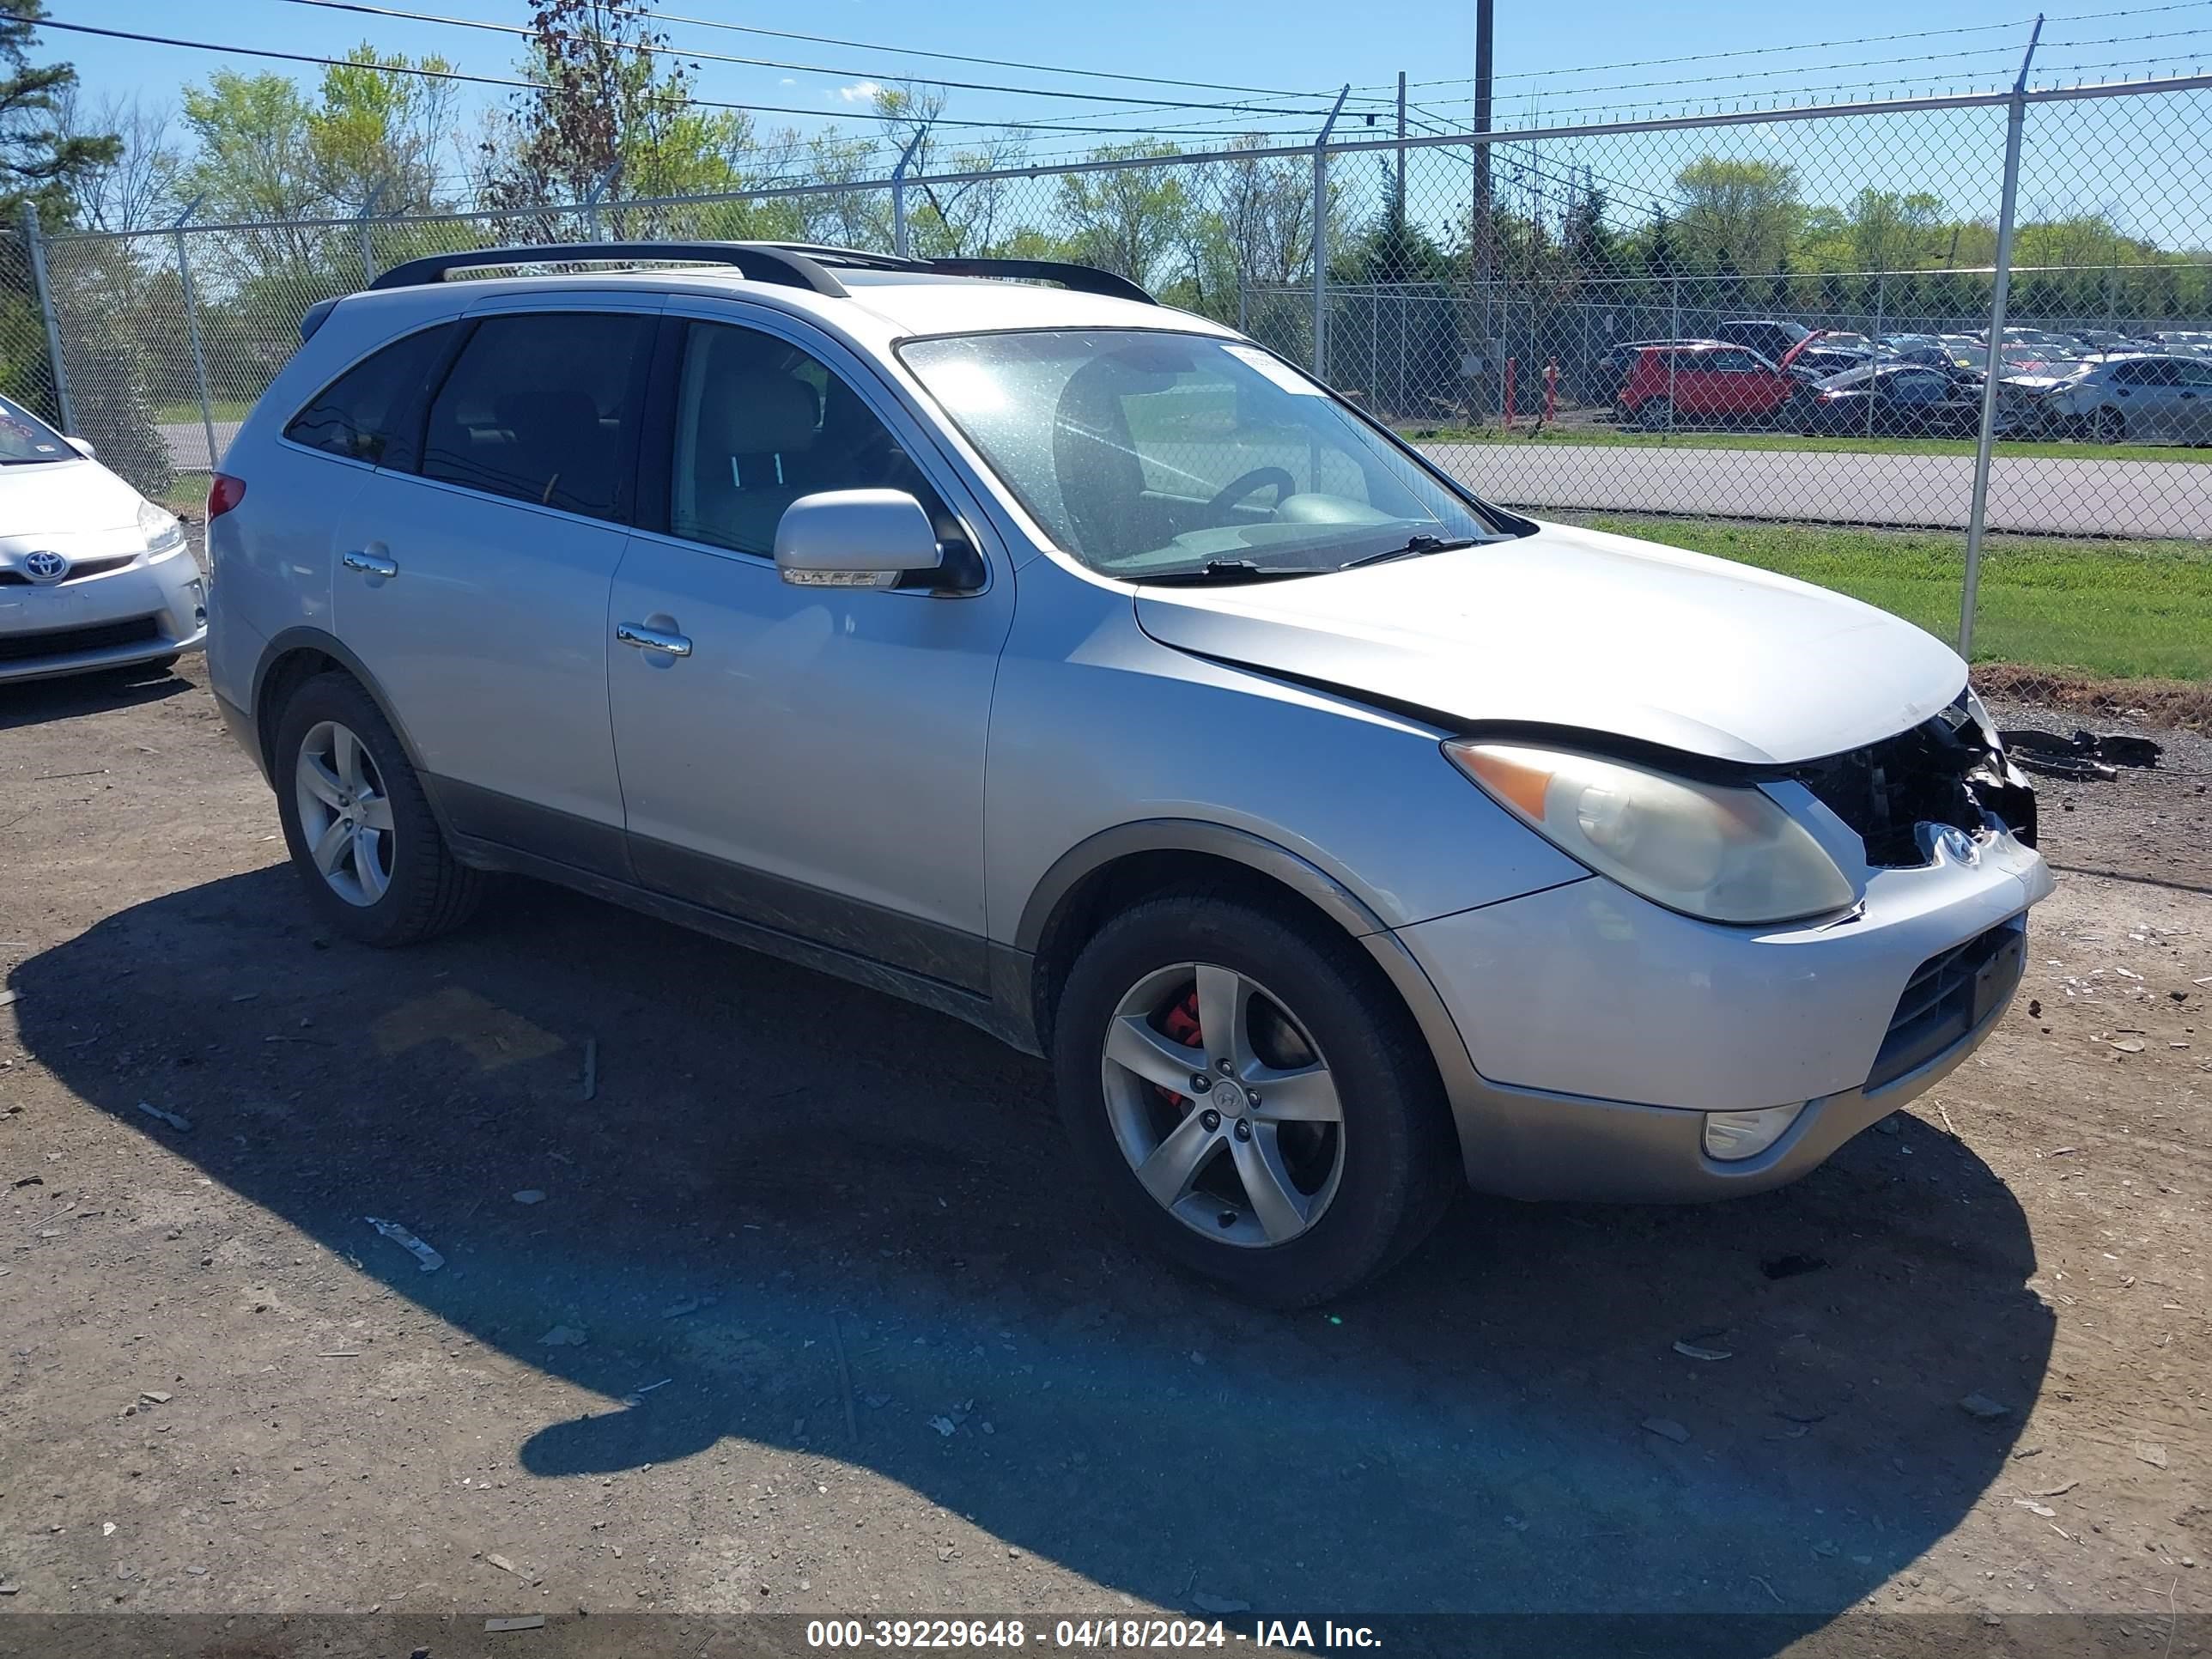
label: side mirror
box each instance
[65,435,96,459]
[774,489,944,591]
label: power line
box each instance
[270,0,1353,118]
[1385,3,2203,96]
[34,17,1355,137]
[582,0,1348,101]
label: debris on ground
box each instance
[1192,1593,1250,1615]
[928,1415,957,1437]
[1999,727,2163,781]
[363,1217,445,1273]
[1642,1416,1692,1443]
[485,1613,545,1632]
[134,1102,191,1133]
[1960,1392,2012,1420]
[486,1553,517,1574]
[1760,1253,1826,1280]
[2013,1498,2057,1516]
[661,1297,702,1319]
[139,1390,170,1405]
[1672,1339,1732,1361]
[511,1189,544,1206]
[2136,1442,2170,1468]
[538,1325,586,1347]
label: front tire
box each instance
[272,671,482,947]
[1052,894,1456,1306]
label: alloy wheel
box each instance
[294,719,395,907]
[1098,963,1346,1249]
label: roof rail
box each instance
[365,241,848,298]
[921,258,1155,305]
[752,244,1157,305]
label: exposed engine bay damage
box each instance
[1794,691,2038,867]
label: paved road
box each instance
[158,420,2209,538]
[157,419,243,472]
[1422,439,2212,538]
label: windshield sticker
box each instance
[1224,344,1325,396]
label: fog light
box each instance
[1703,1103,1806,1161]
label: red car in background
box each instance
[1614,338,1814,429]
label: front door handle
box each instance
[342,550,398,578]
[616,621,692,659]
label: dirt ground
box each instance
[1,651,2207,1656]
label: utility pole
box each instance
[1395,70,1407,225]
[1472,0,1496,412]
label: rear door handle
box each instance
[616,621,692,659]
[342,550,398,578]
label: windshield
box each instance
[898,329,1500,581]
[0,394,70,465]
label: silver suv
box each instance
[206,242,2051,1304]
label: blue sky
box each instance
[40,0,2212,248]
[52,0,2148,161]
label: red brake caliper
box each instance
[1156,990,1203,1109]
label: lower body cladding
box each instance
[1396,827,2053,1202]
[0,550,206,684]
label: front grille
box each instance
[0,616,161,664]
[0,554,137,586]
[1794,703,2035,866]
[1866,921,2025,1091]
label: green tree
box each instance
[1054,143,1189,289]
[1674,156,1799,276]
[0,0,117,227]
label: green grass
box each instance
[155,471,210,519]
[154,399,253,427]
[1569,514,2212,683]
[1408,423,2206,465]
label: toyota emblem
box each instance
[21,550,69,583]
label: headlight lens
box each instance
[137,500,185,554]
[1444,740,1856,925]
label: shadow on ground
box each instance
[11,866,2054,1632]
[0,660,196,732]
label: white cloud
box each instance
[781,76,796,86]
[836,79,884,103]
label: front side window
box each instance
[284,324,454,467]
[669,321,951,557]
[0,393,70,464]
[900,330,1498,581]
[420,312,654,522]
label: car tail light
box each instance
[207,474,246,520]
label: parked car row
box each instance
[1595,317,2212,443]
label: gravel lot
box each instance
[0,655,2206,1653]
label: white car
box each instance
[0,393,205,684]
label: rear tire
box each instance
[1637,397,1674,432]
[271,671,482,947]
[1051,893,1456,1307]
[2094,406,2125,444]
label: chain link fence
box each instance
[1,76,2205,877]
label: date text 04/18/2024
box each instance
[802,1619,1383,1650]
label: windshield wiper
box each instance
[1337,533,1479,570]
[1135,559,1321,586]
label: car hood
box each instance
[1132,520,1966,766]
[0,456,143,536]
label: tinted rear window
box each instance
[419,312,655,523]
[284,324,454,467]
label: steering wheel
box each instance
[1203,466,1297,523]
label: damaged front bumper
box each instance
[1401,690,2054,1202]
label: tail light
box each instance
[207,474,246,520]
